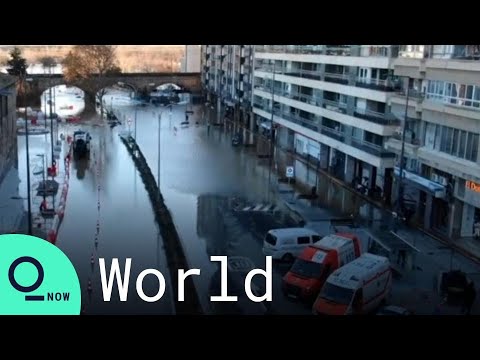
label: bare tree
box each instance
[63,45,121,116]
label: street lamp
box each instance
[395,76,411,221]
[158,111,163,187]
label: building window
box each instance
[424,122,479,162]
[426,80,480,109]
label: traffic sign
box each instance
[286,166,294,178]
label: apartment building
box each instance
[386,45,480,239]
[201,45,254,128]
[0,74,22,233]
[252,45,400,202]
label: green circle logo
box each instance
[0,234,81,315]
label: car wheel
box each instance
[282,253,294,262]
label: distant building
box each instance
[181,45,201,73]
[0,74,23,233]
[201,45,254,128]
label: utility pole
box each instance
[158,112,162,187]
[396,77,410,220]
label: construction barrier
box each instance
[49,141,73,243]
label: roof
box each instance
[269,227,319,237]
[327,253,390,290]
[313,234,352,251]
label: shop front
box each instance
[460,179,480,239]
[393,167,448,234]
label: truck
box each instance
[72,130,91,159]
[282,233,361,301]
[313,253,392,315]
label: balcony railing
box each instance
[353,107,399,126]
[320,125,345,142]
[324,72,350,85]
[323,99,347,114]
[395,88,425,100]
[350,138,395,158]
[355,77,395,91]
[390,133,421,146]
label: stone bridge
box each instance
[24,72,201,107]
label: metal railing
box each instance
[390,133,421,145]
[324,72,350,85]
[323,99,348,114]
[355,77,395,91]
[395,88,425,100]
[320,125,345,142]
[351,138,394,158]
[354,107,399,125]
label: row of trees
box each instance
[6,45,121,113]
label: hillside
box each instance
[0,45,185,72]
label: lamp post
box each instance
[23,77,34,234]
[396,77,410,221]
[158,111,163,187]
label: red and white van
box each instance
[313,253,392,315]
[282,233,361,301]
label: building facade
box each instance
[386,45,480,239]
[181,45,201,73]
[253,45,400,202]
[201,45,254,129]
[200,44,480,241]
[0,74,22,234]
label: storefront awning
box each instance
[394,167,446,199]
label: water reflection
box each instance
[73,158,90,180]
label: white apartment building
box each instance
[252,45,400,203]
[201,45,254,127]
[386,45,480,239]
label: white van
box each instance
[312,253,392,315]
[263,228,322,261]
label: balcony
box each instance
[350,138,395,158]
[355,77,395,92]
[320,125,345,142]
[353,107,399,126]
[255,45,325,54]
[323,99,347,114]
[324,72,349,85]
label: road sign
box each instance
[286,166,294,178]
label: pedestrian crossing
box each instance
[238,203,280,213]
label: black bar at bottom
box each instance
[26,295,44,301]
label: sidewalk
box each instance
[272,181,480,314]
[221,115,480,263]
[14,131,73,241]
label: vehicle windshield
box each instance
[265,233,277,246]
[290,259,323,278]
[319,282,354,305]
